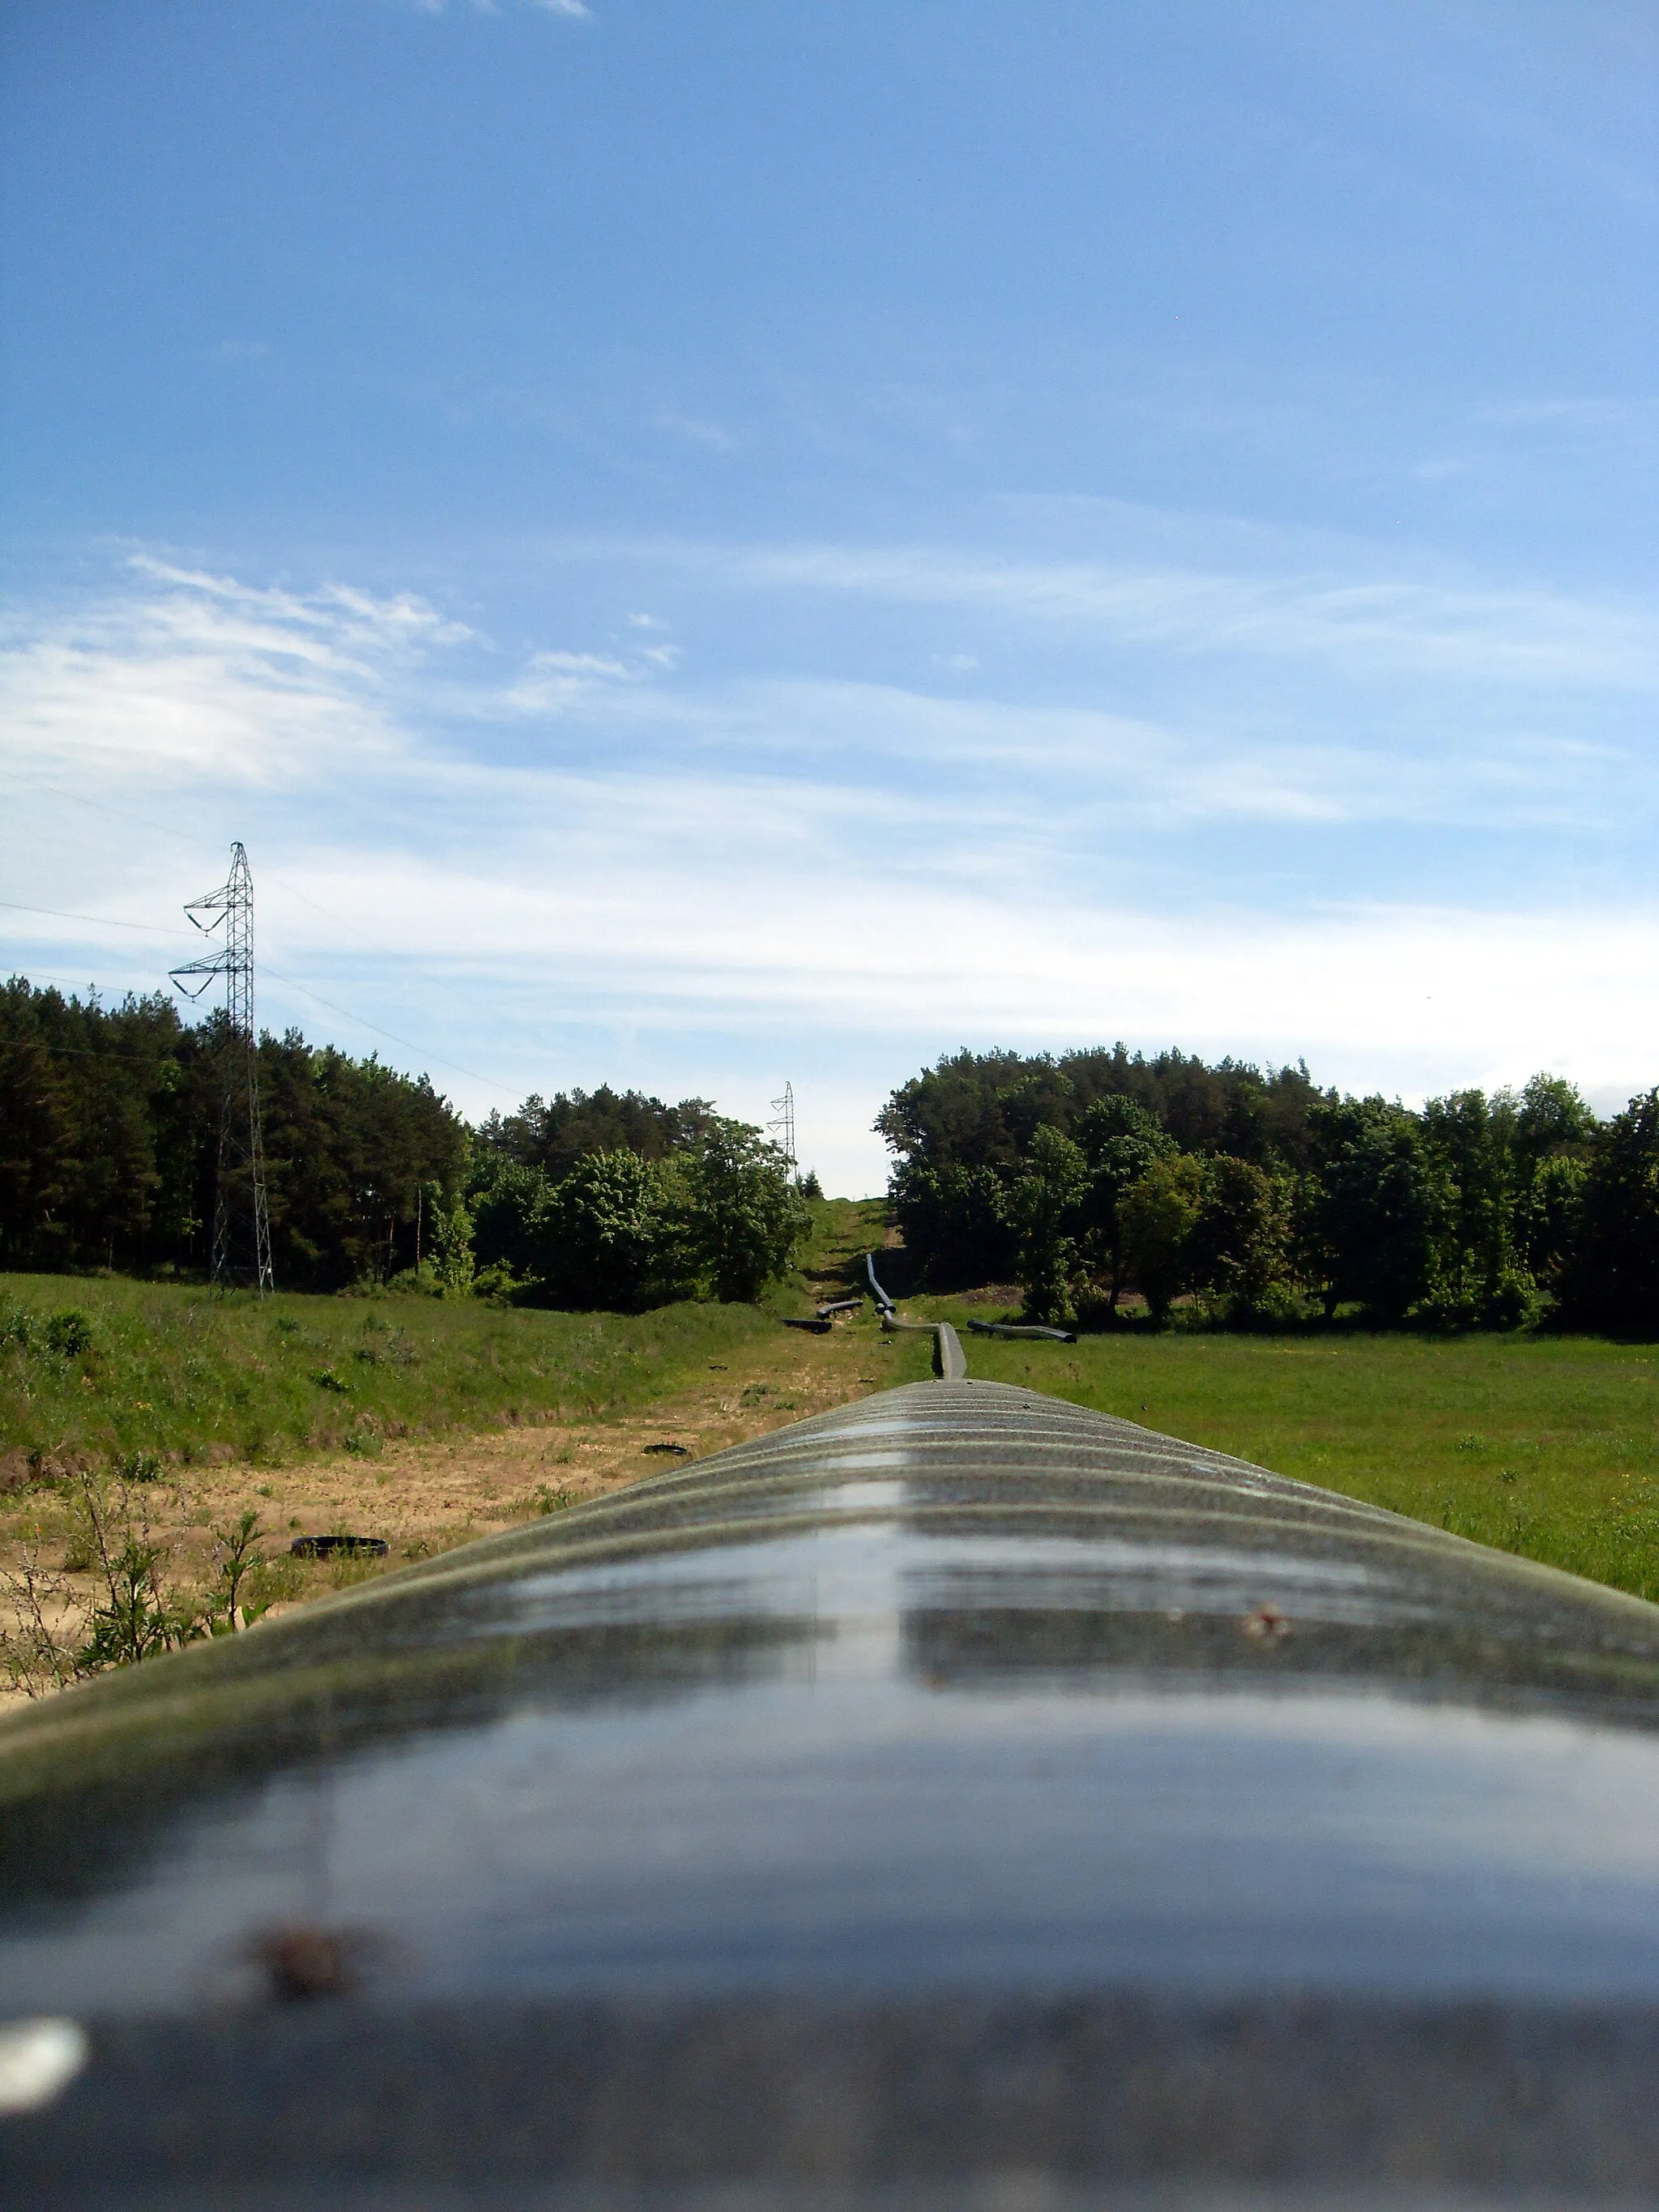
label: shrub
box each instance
[43,1310,93,1357]
[1561,1089,1659,1333]
[533,1149,693,1311]
[1010,1126,1090,1325]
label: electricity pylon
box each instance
[768,1082,798,1180]
[171,842,274,1294]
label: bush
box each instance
[43,1310,93,1357]
[1010,1127,1090,1325]
[1188,1156,1294,1318]
[1561,1089,1659,1333]
[533,1149,693,1311]
[890,1161,1017,1285]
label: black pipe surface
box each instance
[6,1382,1659,2205]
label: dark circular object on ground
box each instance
[8,1381,1659,2206]
[287,1533,389,1558]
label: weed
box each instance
[208,1508,267,1627]
[328,1554,384,1592]
[245,1552,308,1612]
[0,1532,80,1696]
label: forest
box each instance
[881,1046,1659,1333]
[8,978,1659,1333]
[0,979,805,1308]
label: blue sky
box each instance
[1,0,1654,1194]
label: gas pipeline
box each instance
[8,1332,1659,2204]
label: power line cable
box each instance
[0,899,195,937]
[257,964,518,1098]
[3,943,517,1101]
[0,770,521,1097]
[0,765,222,858]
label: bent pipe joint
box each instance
[878,1305,967,1382]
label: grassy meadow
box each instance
[0,1274,783,1488]
[919,1294,1659,1604]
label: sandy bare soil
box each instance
[246,1320,893,1565]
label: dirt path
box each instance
[251,1319,894,1566]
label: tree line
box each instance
[0,980,806,1306]
[881,1045,1659,1334]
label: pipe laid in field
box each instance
[866,1251,966,1378]
[13,1387,1659,2199]
[966,1318,1077,1343]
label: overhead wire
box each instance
[0,899,196,938]
[0,767,520,1100]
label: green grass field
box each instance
[919,1296,1659,1603]
[0,1275,784,1485]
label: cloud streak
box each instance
[3,549,1655,1191]
[629,537,1659,692]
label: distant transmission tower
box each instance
[171,842,274,1294]
[768,1082,798,1180]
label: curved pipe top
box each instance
[8,1382,1659,2203]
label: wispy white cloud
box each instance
[0,560,467,787]
[4,559,1647,847]
[4,552,1656,1195]
[635,538,1659,692]
[652,411,736,451]
[400,0,588,16]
